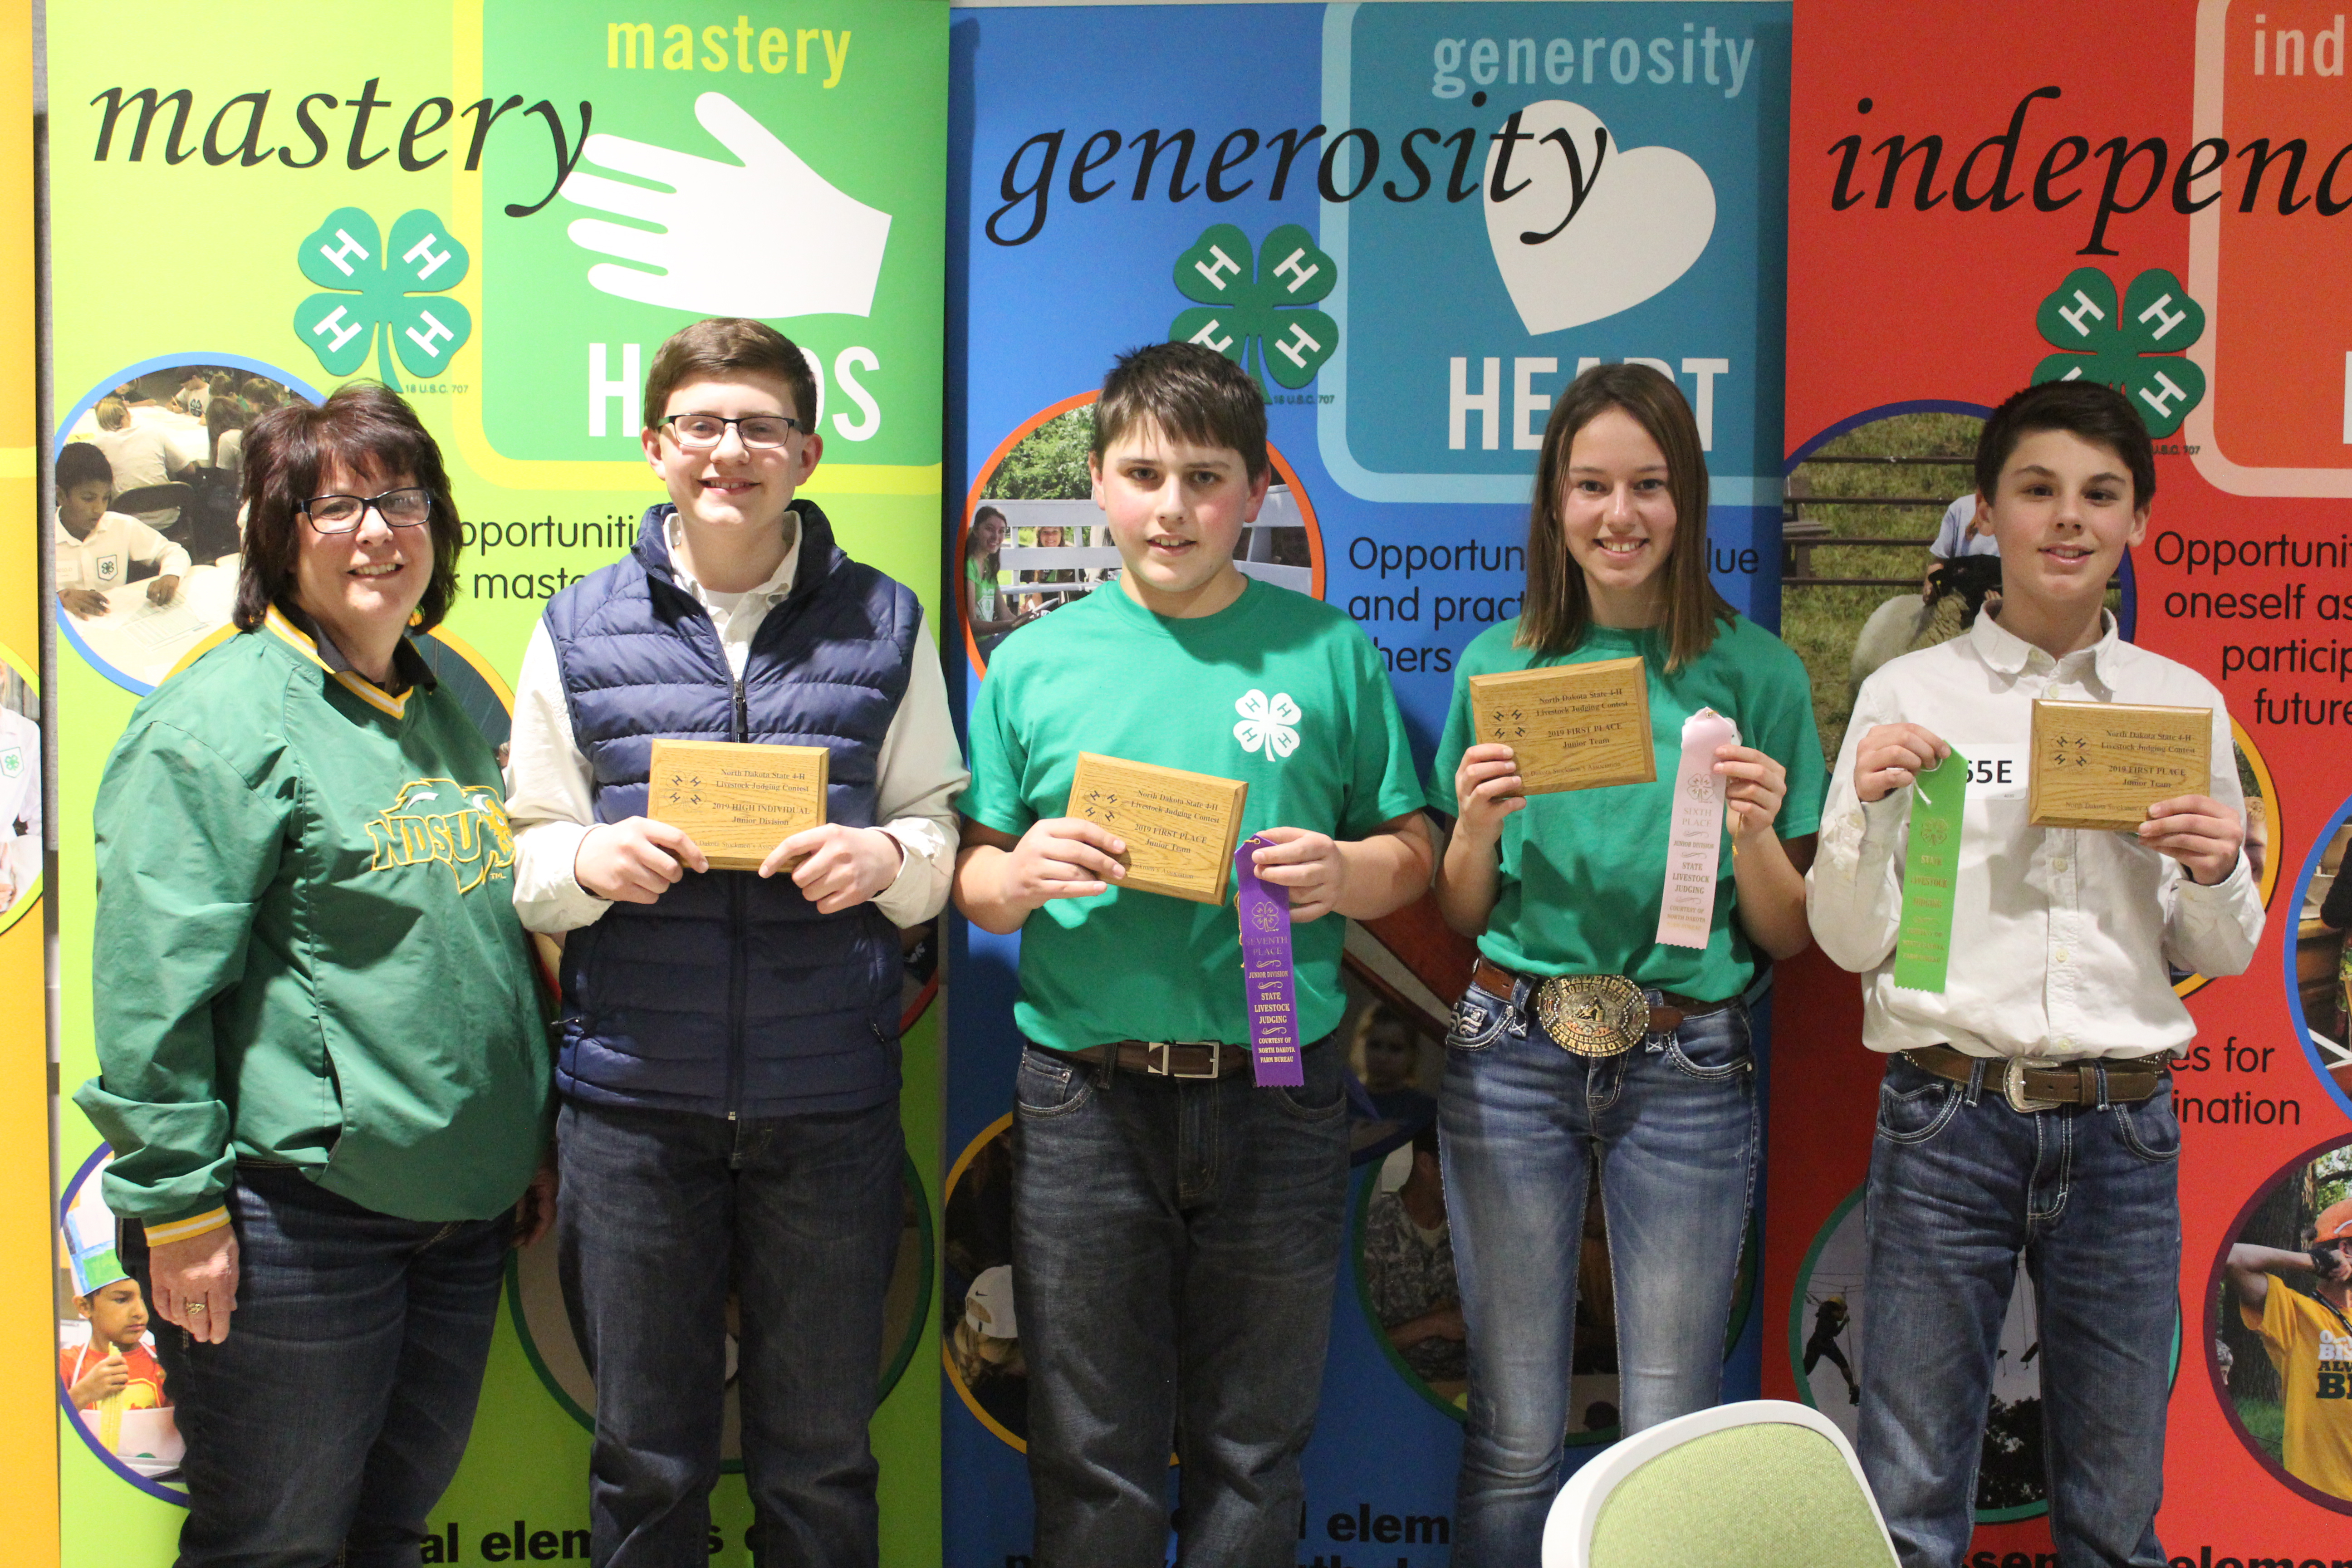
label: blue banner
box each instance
[946,6,1789,1561]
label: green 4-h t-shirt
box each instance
[960,578,1425,1050]
[1429,616,1828,1002]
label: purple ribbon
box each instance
[1233,834,1303,1088]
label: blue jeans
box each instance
[1858,1054,2180,1568]
[1439,977,1758,1568]
[557,1097,904,1568]
[1011,1037,1351,1568]
[127,1163,511,1568]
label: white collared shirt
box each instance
[53,509,191,594]
[505,510,968,933]
[1808,612,2264,1059]
[0,704,39,858]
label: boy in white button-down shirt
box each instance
[1810,381,2262,1568]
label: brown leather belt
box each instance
[1904,1043,2170,1113]
[1472,957,1730,1039]
[1063,1039,1254,1079]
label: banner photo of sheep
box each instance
[1764,4,2339,1564]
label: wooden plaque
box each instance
[647,739,828,871]
[1468,656,1656,795]
[2027,700,2211,831]
[1067,752,1250,905]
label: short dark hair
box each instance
[1519,363,1734,672]
[1975,381,2156,512]
[233,382,463,634]
[1091,342,1269,481]
[58,442,112,490]
[642,318,816,432]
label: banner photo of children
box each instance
[946,6,1792,1557]
[0,652,38,926]
[53,360,304,694]
[959,402,1319,672]
[2215,1138,2352,1513]
[56,1151,182,1497]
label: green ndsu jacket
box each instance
[75,609,552,1240]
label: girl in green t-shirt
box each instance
[963,504,1035,658]
[1427,363,1824,1564]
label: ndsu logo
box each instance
[94,554,120,583]
[363,777,516,893]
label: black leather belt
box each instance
[1905,1043,2169,1113]
[1063,1040,1253,1079]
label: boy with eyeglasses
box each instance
[504,318,966,1568]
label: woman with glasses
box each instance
[75,381,554,1568]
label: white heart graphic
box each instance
[1483,100,1715,336]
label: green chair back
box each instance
[1588,1421,1899,1568]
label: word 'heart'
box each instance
[1484,100,1715,336]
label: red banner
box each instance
[1775,3,2352,1560]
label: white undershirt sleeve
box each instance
[503,622,614,934]
[869,614,971,929]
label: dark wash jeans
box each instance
[556,1096,904,1568]
[1011,1035,1351,1568]
[126,1163,512,1568]
[1437,976,1758,1567]
[1859,1053,2182,1568]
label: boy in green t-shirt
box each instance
[955,343,1432,1567]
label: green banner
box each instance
[1893,748,1968,995]
[45,5,944,1563]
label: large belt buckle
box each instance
[2003,1056,2067,1113]
[1144,1040,1220,1080]
[1533,974,1649,1058]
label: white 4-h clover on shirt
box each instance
[1234,689,1301,760]
[0,705,37,904]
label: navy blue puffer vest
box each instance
[542,502,920,1117]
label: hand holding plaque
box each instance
[1066,752,1250,904]
[647,738,829,872]
[1468,657,1655,795]
[2027,700,2211,832]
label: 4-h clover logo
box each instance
[2031,266,2205,438]
[1171,225,1338,394]
[294,207,473,390]
[1234,689,1302,761]
[1916,816,1952,849]
[0,748,20,780]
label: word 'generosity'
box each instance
[990,113,1602,246]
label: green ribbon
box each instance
[1893,747,1969,994]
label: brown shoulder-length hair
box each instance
[1518,363,1735,672]
[233,382,464,633]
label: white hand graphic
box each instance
[561,91,892,318]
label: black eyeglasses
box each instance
[302,487,433,533]
[658,413,805,451]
